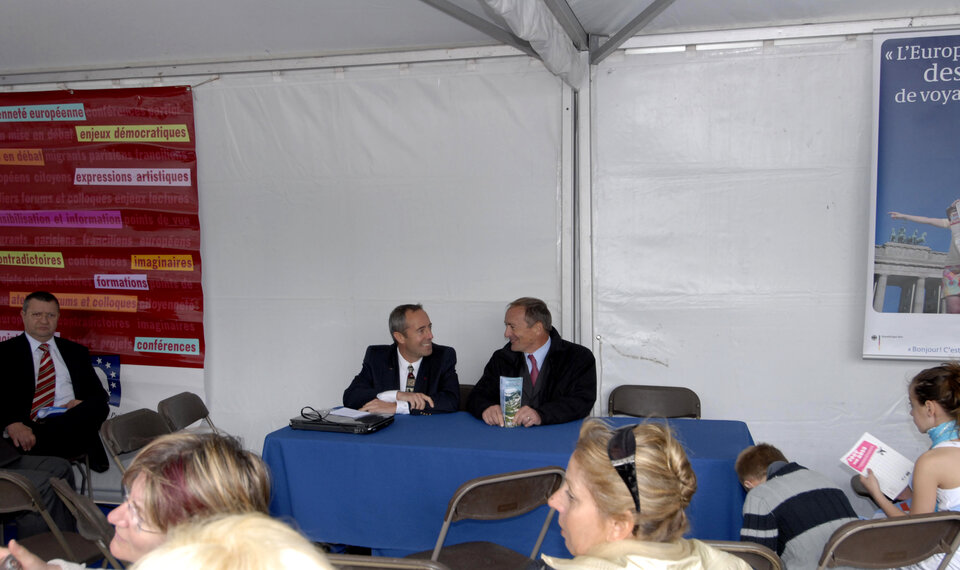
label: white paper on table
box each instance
[840,432,913,499]
[327,406,369,419]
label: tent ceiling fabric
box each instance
[2,0,960,78]
[482,0,588,87]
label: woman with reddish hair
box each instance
[2,432,271,568]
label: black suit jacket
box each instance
[0,334,107,428]
[342,343,460,415]
[466,327,596,425]
[0,333,109,463]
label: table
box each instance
[263,413,752,557]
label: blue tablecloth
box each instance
[263,413,752,557]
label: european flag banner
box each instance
[91,354,121,407]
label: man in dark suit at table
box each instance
[0,291,110,472]
[467,297,596,427]
[343,304,460,415]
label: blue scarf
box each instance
[928,420,959,448]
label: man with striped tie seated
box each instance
[0,291,109,472]
[342,304,460,415]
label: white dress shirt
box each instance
[26,334,76,406]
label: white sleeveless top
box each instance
[904,440,960,570]
[934,440,960,511]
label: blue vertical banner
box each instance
[864,30,960,359]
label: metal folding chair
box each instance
[157,391,219,433]
[817,511,960,569]
[327,553,450,569]
[608,384,701,418]
[458,384,473,412]
[703,540,783,570]
[0,470,103,565]
[98,408,172,474]
[49,477,125,568]
[407,466,565,570]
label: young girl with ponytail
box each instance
[861,362,960,569]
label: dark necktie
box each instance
[405,364,415,392]
[31,343,56,418]
[528,354,539,386]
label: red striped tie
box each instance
[528,354,539,386]
[31,343,56,419]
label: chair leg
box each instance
[71,455,94,501]
[530,508,557,559]
[83,454,93,500]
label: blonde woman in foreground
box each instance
[131,512,334,570]
[536,419,749,569]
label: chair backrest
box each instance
[326,553,451,569]
[703,540,783,570]
[608,385,701,419]
[99,408,173,473]
[431,466,565,561]
[49,477,125,569]
[817,511,960,569]
[0,470,100,564]
[157,391,218,433]
[458,384,473,412]
[0,470,46,516]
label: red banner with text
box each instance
[0,86,203,367]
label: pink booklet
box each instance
[840,432,913,499]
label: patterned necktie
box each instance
[31,343,56,419]
[405,364,415,392]
[528,354,539,386]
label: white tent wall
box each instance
[4,19,950,517]
[191,58,568,452]
[591,36,930,516]
[6,56,569,501]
